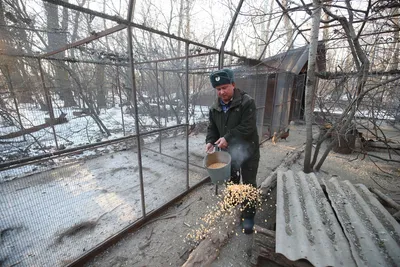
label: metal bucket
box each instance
[204,150,231,185]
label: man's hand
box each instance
[205,143,214,153]
[215,137,228,149]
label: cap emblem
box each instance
[215,76,220,81]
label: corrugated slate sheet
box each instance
[276,170,356,267]
[324,179,400,267]
[276,170,400,267]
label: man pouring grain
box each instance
[205,68,260,234]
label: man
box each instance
[205,68,260,234]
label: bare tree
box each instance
[44,0,77,107]
[304,0,400,172]
[303,0,322,173]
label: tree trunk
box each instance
[45,1,76,107]
[323,1,331,41]
[264,0,274,57]
[303,0,321,173]
[176,0,185,56]
[95,64,107,109]
[313,1,371,170]
[389,9,399,71]
[70,0,86,57]
[282,0,294,49]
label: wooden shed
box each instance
[234,43,326,139]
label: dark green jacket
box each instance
[206,88,259,158]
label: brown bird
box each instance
[272,132,278,145]
[323,122,332,129]
[279,129,290,141]
[188,122,196,135]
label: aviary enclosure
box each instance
[0,0,399,266]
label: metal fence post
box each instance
[127,25,146,217]
[38,59,59,150]
[185,41,190,190]
[155,62,162,153]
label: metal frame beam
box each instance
[41,24,126,58]
[4,51,219,69]
[275,0,309,44]
[218,0,245,68]
[42,0,247,60]
[127,23,146,217]
[0,124,186,171]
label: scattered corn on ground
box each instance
[185,183,263,245]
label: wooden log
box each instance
[251,225,313,267]
[283,149,304,167]
[259,147,304,195]
[0,113,67,140]
[182,209,240,267]
[365,140,400,151]
[72,109,91,117]
[259,171,278,196]
[393,211,400,222]
[369,187,400,211]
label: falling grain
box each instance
[185,183,263,244]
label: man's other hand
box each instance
[205,143,214,153]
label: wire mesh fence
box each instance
[5,39,399,266]
[2,1,399,265]
[0,35,244,265]
[1,47,288,265]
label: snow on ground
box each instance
[314,107,396,121]
[0,103,208,160]
[0,102,211,266]
[0,132,208,267]
[0,104,208,181]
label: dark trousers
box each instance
[229,148,260,219]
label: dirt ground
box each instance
[84,123,400,267]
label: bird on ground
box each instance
[323,122,333,129]
[272,132,278,145]
[188,122,196,135]
[279,129,290,141]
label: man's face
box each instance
[216,83,235,103]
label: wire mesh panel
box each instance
[0,20,213,267]
[1,0,399,266]
[270,72,295,134]
[1,144,146,266]
[291,73,306,122]
[234,67,268,140]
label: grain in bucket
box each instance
[204,150,231,185]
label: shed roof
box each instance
[260,43,326,75]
